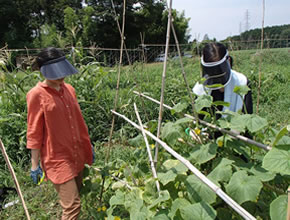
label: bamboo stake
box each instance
[134,103,160,193]
[133,91,272,151]
[169,16,199,127]
[0,139,31,220]
[110,0,131,65]
[154,0,173,166]
[256,0,265,114]
[111,110,256,220]
[140,32,146,63]
[105,0,126,163]
[111,0,149,122]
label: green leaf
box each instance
[111,181,126,190]
[180,202,217,220]
[152,214,170,220]
[225,139,250,161]
[249,165,276,182]
[206,83,224,89]
[109,190,125,206]
[171,102,188,114]
[229,114,251,132]
[195,95,213,112]
[262,145,290,175]
[208,158,234,183]
[185,175,218,204]
[148,190,170,209]
[226,170,263,204]
[163,159,188,173]
[158,159,188,185]
[246,114,268,133]
[218,118,231,129]
[233,85,250,96]
[130,211,148,220]
[168,198,191,219]
[212,101,230,107]
[143,179,158,204]
[174,117,192,125]
[161,122,183,146]
[124,188,144,212]
[226,114,267,133]
[270,195,288,220]
[158,170,177,186]
[198,110,211,118]
[272,125,290,147]
[189,143,218,165]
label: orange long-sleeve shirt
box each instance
[26,82,92,184]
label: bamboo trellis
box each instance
[133,91,272,151]
[111,109,256,220]
[105,0,126,163]
[154,0,173,166]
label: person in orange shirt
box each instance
[26,47,93,220]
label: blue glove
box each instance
[30,165,43,184]
[91,145,95,164]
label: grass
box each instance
[231,47,290,127]
[0,47,290,219]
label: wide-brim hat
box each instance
[40,56,78,80]
[201,51,231,90]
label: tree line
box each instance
[0,0,190,49]
[224,24,290,49]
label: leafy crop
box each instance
[0,48,290,219]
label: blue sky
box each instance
[172,0,290,41]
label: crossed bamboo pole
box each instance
[111,0,149,122]
[111,110,256,220]
[0,138,31,220]
[106,0,126,163]
[154,0,173,166]
[102,0,127,207]
[134,103,160,193]
[133,91,272,151]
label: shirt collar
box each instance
[37,81,65,93]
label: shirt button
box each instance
[73,137,76,140]
[66,105,69,108]
[71,126,74,129]
[69,116,72,119]
[61,96,63,98]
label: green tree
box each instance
[0,0,35,48]
[64,6,81,46]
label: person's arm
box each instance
[31,149,40,170]
[26,89,44,184]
